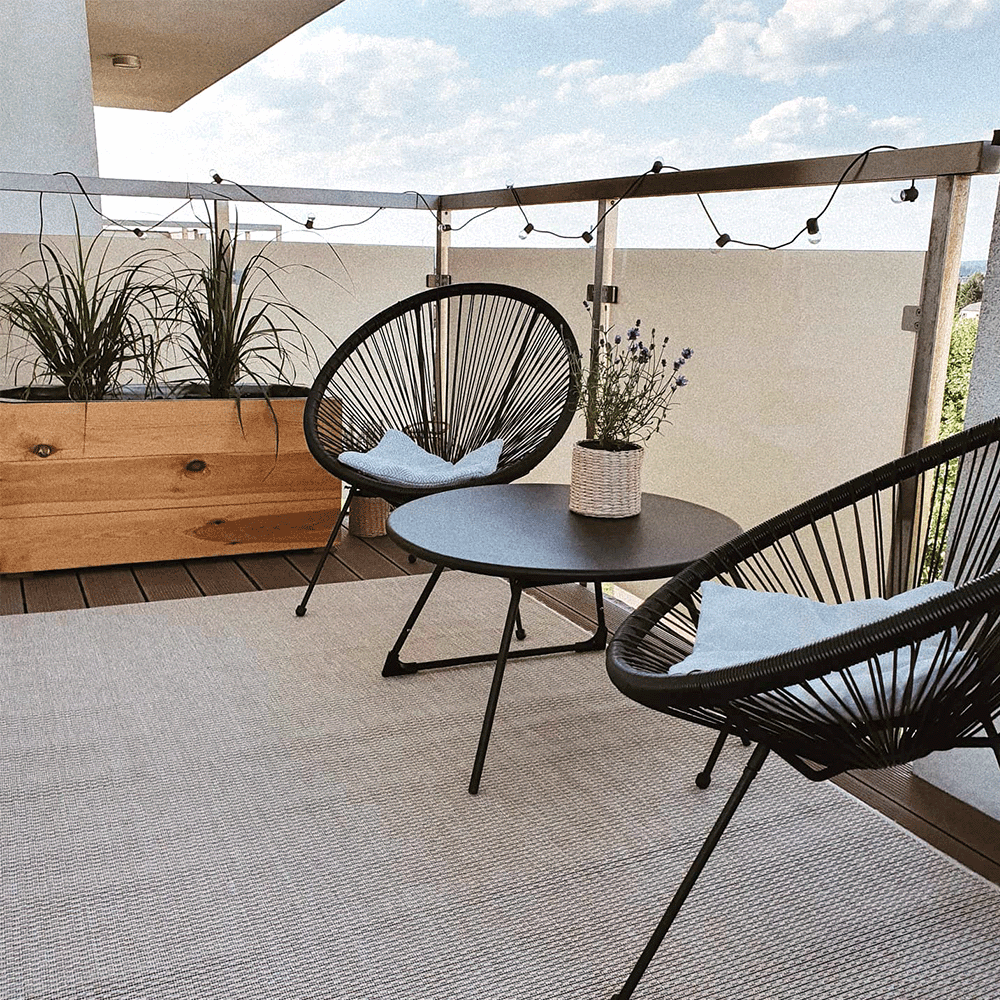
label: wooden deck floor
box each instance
[4,531,999,887]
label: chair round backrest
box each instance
[607,415,1000,775]
[304,282,580,503]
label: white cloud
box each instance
[465,0,674,13]
[736,96,859,146]
[538,59,605,99]
[869,114,925,145]
[259,27,470,118]
[699,0,759,16]
[572,0,996,103]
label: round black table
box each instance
[385,484,741,793]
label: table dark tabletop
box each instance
[386,484,741,584]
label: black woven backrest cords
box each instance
[304,282,579,506]
[607,415,1000,778]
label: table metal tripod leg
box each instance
[382,565,445,677]
[468,579,523,795]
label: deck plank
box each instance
[79,566,145,608]
[234,553,308,591]
[330,533,407,580]
[1,575,25,614]
[186,557,258,597]
[359,533,437,575]
[133,562,202,602]
[21,570,87,613]
[286,546,361,586]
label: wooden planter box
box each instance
[0,397,341,574]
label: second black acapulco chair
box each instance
[294,282,591,668]
[603,416,1000,998]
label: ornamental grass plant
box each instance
[165,206,331,399]
[577,318,695,451]
[0,222,170,400]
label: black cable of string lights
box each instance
[506,144,910,249]
[696,144,901,250]
[210,173,385,233]
[53,170,195,237]
[508,163,666,244]
[403,190,499,233]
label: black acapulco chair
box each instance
[603,415,1000,999]
[294,282,593,671]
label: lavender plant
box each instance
[577,318,694,451]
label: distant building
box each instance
[958,301,982,319]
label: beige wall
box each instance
[451,246,926,597]
[1,234,925,598]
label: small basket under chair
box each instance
[349,496,392,537]
[569,440,643,518]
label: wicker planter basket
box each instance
[349,496,391,537]
[569,441,643,518]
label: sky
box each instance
[94,0,1000,257]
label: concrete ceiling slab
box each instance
[87,1,345,112]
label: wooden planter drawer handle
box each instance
[186,459,207,472]
[33,443,53,458]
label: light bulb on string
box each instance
[518,223,533,240]
[806,218,822,245]
[711,233,731,254]
[891,182,920,204]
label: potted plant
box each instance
[0,220,342,575]
[571,318,694,518]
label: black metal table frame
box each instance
[381,563,607,794]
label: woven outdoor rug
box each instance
[4,572,1000,1000]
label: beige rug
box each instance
[4,572,1000,999]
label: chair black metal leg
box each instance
[695,729,729,789]
[382,564,445,676]
[515,603,526,641]
[611,743,770,1000]
[468,579,523,795]
[295,488,355,617]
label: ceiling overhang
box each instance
[86,1,346,112]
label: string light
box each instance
[700,145,900,251]
[891,181,920,204]
[210,173,385,234]
[53,170,195,238]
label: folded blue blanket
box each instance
[339,429,503,487]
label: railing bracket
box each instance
[901,305,921,332]
[587,283,619,304]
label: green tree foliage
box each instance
[955,271,984,314]
[921,314,979,580]
[939,315,979,438]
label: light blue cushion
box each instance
[339,429,503,487]
[673,580,960,718]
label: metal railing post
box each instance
[587,198,619,438]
